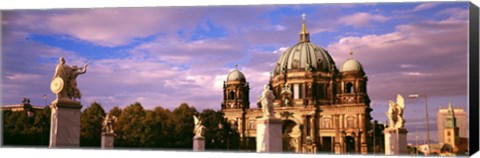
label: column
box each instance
[361,131,368,154]
[357,114,361,129]
[339,82,342,94]
[359,114,364,129]
[334,115,341,154]
[355,79,359,93]
[342,130,346,153]
[360,114,368,154]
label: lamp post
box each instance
[408,94,430,155]
[43,95,48,106]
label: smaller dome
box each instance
[226,65,246,82]
[341,58,364,72]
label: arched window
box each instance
[346,116,355,128]
[345,82,354,93]
[229,90,235,100]
[323,118,332,129]
[249,120,255,130]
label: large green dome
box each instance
[273,15,337,75]
[273,42,337,75]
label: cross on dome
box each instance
[299,13,310,42]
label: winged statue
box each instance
[395,94,405,128]
[385,94,406,129]
[193,115,206,138]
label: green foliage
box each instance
[3,101,242,151]
[150,106,172,148]
[114,102,147,147]
[2,106,50,146]
[80,102,106,147]
[108,106,122,117]
[166,103,197,149]
[200,109,240,150]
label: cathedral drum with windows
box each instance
[221,15,373,154]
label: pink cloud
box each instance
[337,12,389,28]
[3,8,206,47]
[412,3,438,12]
[1,5,470,115]
[436,7,469,20]
[328,12,468,102]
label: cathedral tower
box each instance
[443,102,459,151]
[222,65,250,110]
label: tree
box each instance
[33,106,51,146]
[80,102,106,147]
[108,106,122,117]
[150,106,172,148]
[166,103,197,149]
[2,106,50,146]
[114,102,147,147]
[200,109,240,150]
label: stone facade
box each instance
[221,15,373,154]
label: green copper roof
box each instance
[227,69,246,82]
[273,42,337,75]
[445,101,457,128]
[341,58,364,72]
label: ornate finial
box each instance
[299,13,310,42]
[301,13,307,33]
[234,64,238,70]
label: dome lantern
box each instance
[340,50,364,72]
[299,13,310,43]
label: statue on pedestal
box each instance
[386,94,405,129]
[257,85,275,118]
[102,114,117,134]
[193,115,206,138]
[50,57,89,102]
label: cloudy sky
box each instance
[1,2,471,143]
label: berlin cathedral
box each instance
[221,16,374,154]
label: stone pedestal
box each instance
[49,99,82,148]
[101,133,115,149]
[256,117,282,152]
[384,128,408,155]
[193,136,205,151]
